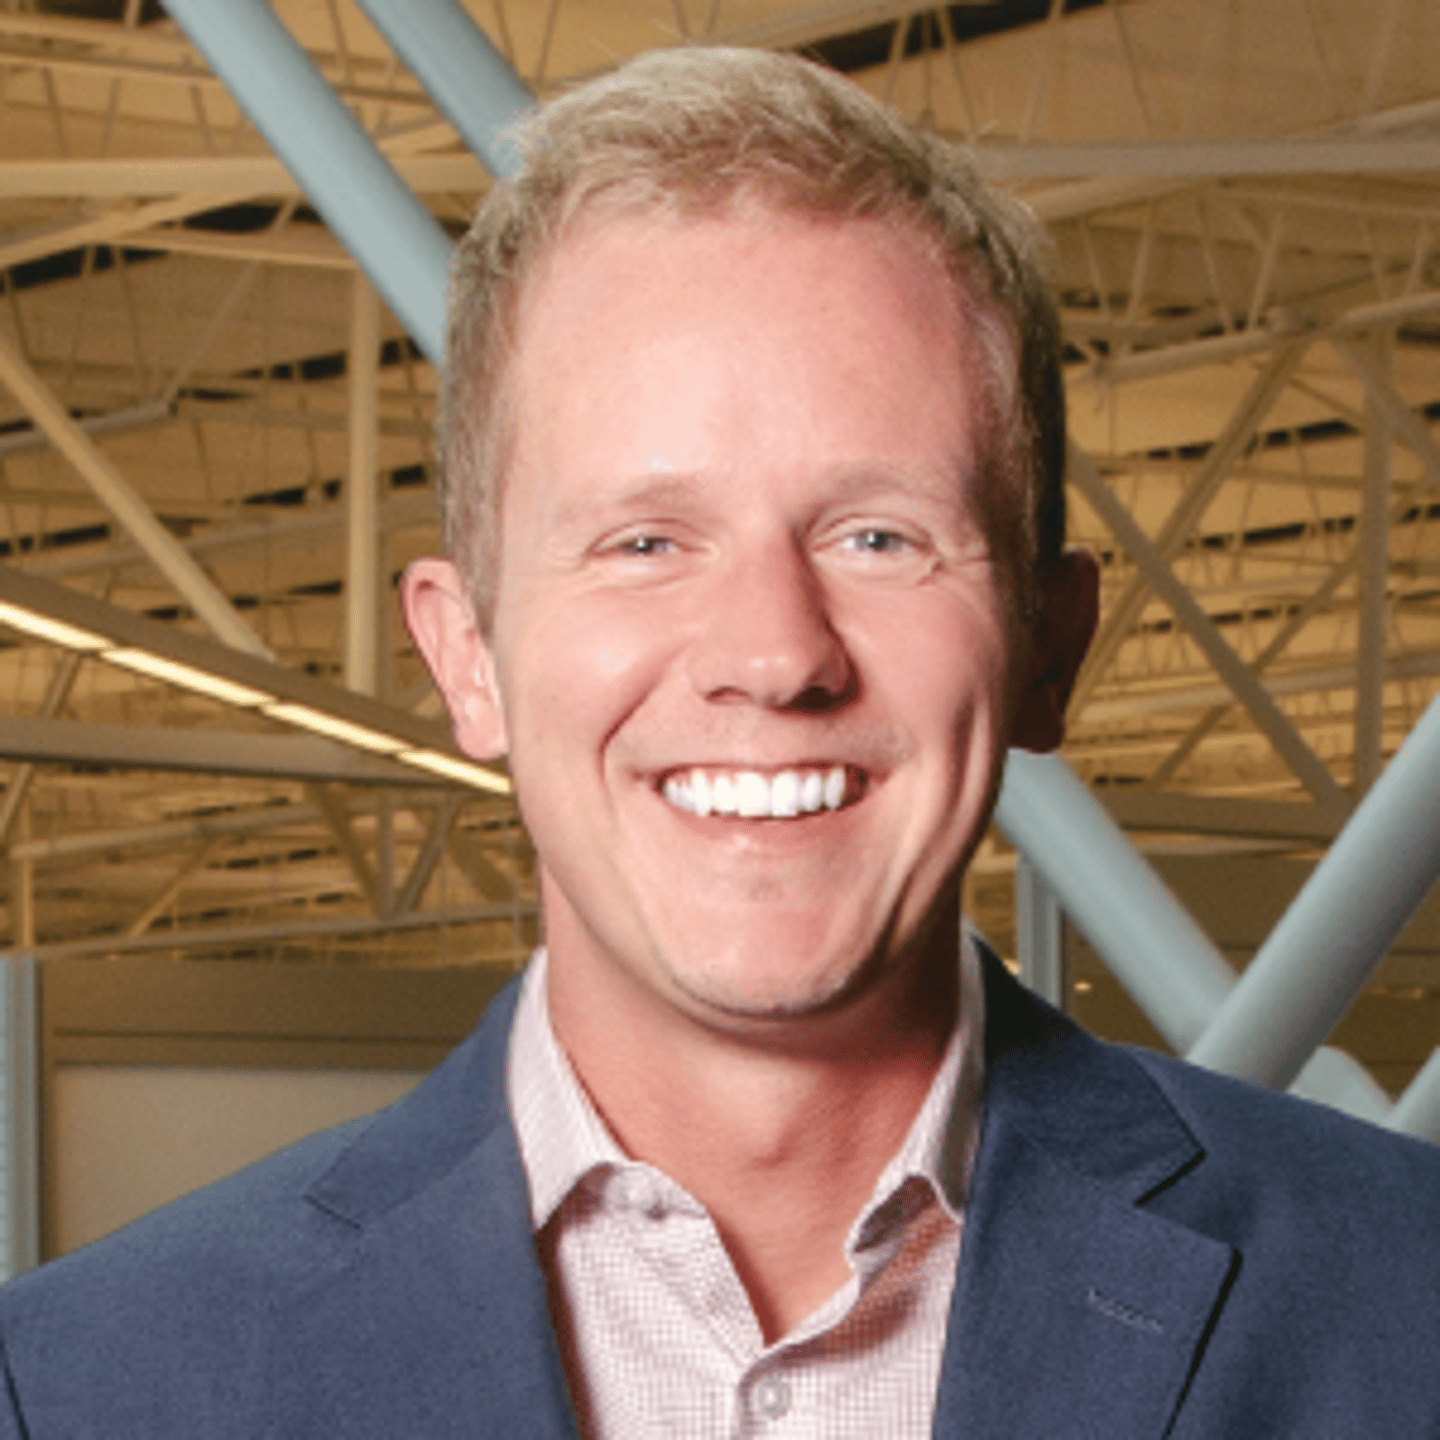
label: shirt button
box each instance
[617,1174,666,1219]
[753,1373,791,1421]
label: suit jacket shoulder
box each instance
[0,976,579,1440]
[3,952,1437,1438]
[934,953,1440,1439]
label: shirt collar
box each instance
[507,934,987,1235]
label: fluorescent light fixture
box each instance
[263,701,407,755]
[0,600,108,652]
[399,748,512,794]
[104,648,275,708]
[0,584,506,792]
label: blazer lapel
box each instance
[269,980,582,1440]
[932,956,1238,1439]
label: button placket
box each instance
[752,1371,792,1422]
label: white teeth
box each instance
[711,773,737,815]
[800,772,824,813]
[692,770,713,816]
[771,770,800,817]
[662,766,856,820]
[736,771,768,817]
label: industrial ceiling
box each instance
[0,1,1436,1081]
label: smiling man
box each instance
[398,47,1096,1394]
[1,44,1438,1440]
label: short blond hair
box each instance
[438,46,1065,628]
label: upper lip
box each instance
[655,760,859,777]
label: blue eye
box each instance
[850,529,907,553]
[617,533,673,556]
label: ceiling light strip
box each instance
[0,578,511,795]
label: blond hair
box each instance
[439,46,1065,627]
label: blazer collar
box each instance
[932,952,1237,1439]
[292,956,1238,1439]
[288,977,581,1440]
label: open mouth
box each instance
[660,765,866,819]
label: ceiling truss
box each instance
[0,0,1435,1088]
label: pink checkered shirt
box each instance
[507,938,986,1439]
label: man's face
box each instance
[413,209,1070,1034]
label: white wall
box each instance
[51,1065,424,1255]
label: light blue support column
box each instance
[355,0,533,178]
[996,751,1393,1122]
[1014,853,1064,1007]
[162,0,453,363]
[1387,1048,1440,1143]
[0,958,39,1281]
[996,750,1236,1052]
[1188,693,1440,1090]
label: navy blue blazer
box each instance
[2,953,1437,1437]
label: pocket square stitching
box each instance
[1086,1285,1164,1335]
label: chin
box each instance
[663,932,885,1025]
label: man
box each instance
[1,46,1437,1439]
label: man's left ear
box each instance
[1010,546,1099,754]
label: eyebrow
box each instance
[546,473,711,532]
[543,458,976,537]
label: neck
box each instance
[545,922,960,1341]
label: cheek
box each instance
[498,594,680,758]
[853,585,1014,730]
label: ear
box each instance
[399,558,508,759]
[1010,546,1099,754]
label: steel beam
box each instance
[1014,854,1064,1007]
[1387,1048,1440,1143]
[977,138,1440,183]
[0,9,200,57]
[1338,335,1440,499]
[309,783,382,914]
[1187,693,1440,1089]
[447,827,523,904]
[0,402,171,462]
[1099,790,1341,844]
[8,804,323,864]
[394,795,462,917]
[0,958,38,1282]
[0,333,270,659]
[1073,347,1304,708]
[1354,332,1393,796]
[0,153,484,201]
[0,651,81,847]
[123,839,220,939]
[160,0,453,363]
[7,810,33,954]
[0,566,457,759]
[355,0,532,178]
[25,900,537,962]
[1069,448,1352,817]
[1144,453,1439,785]
[1079,289,1440,387]
[0,718,440,788]
[28,491,436,584]
[1082,653,1440,726]
[345,275,381,697]
[0,194,234,272]
[996,751,1238,1051]
[125,225,354,271]
[997,750,1394,1120]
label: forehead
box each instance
[502,209,984,504]
[516,203,961,353]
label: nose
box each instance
[686,538,854,710]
